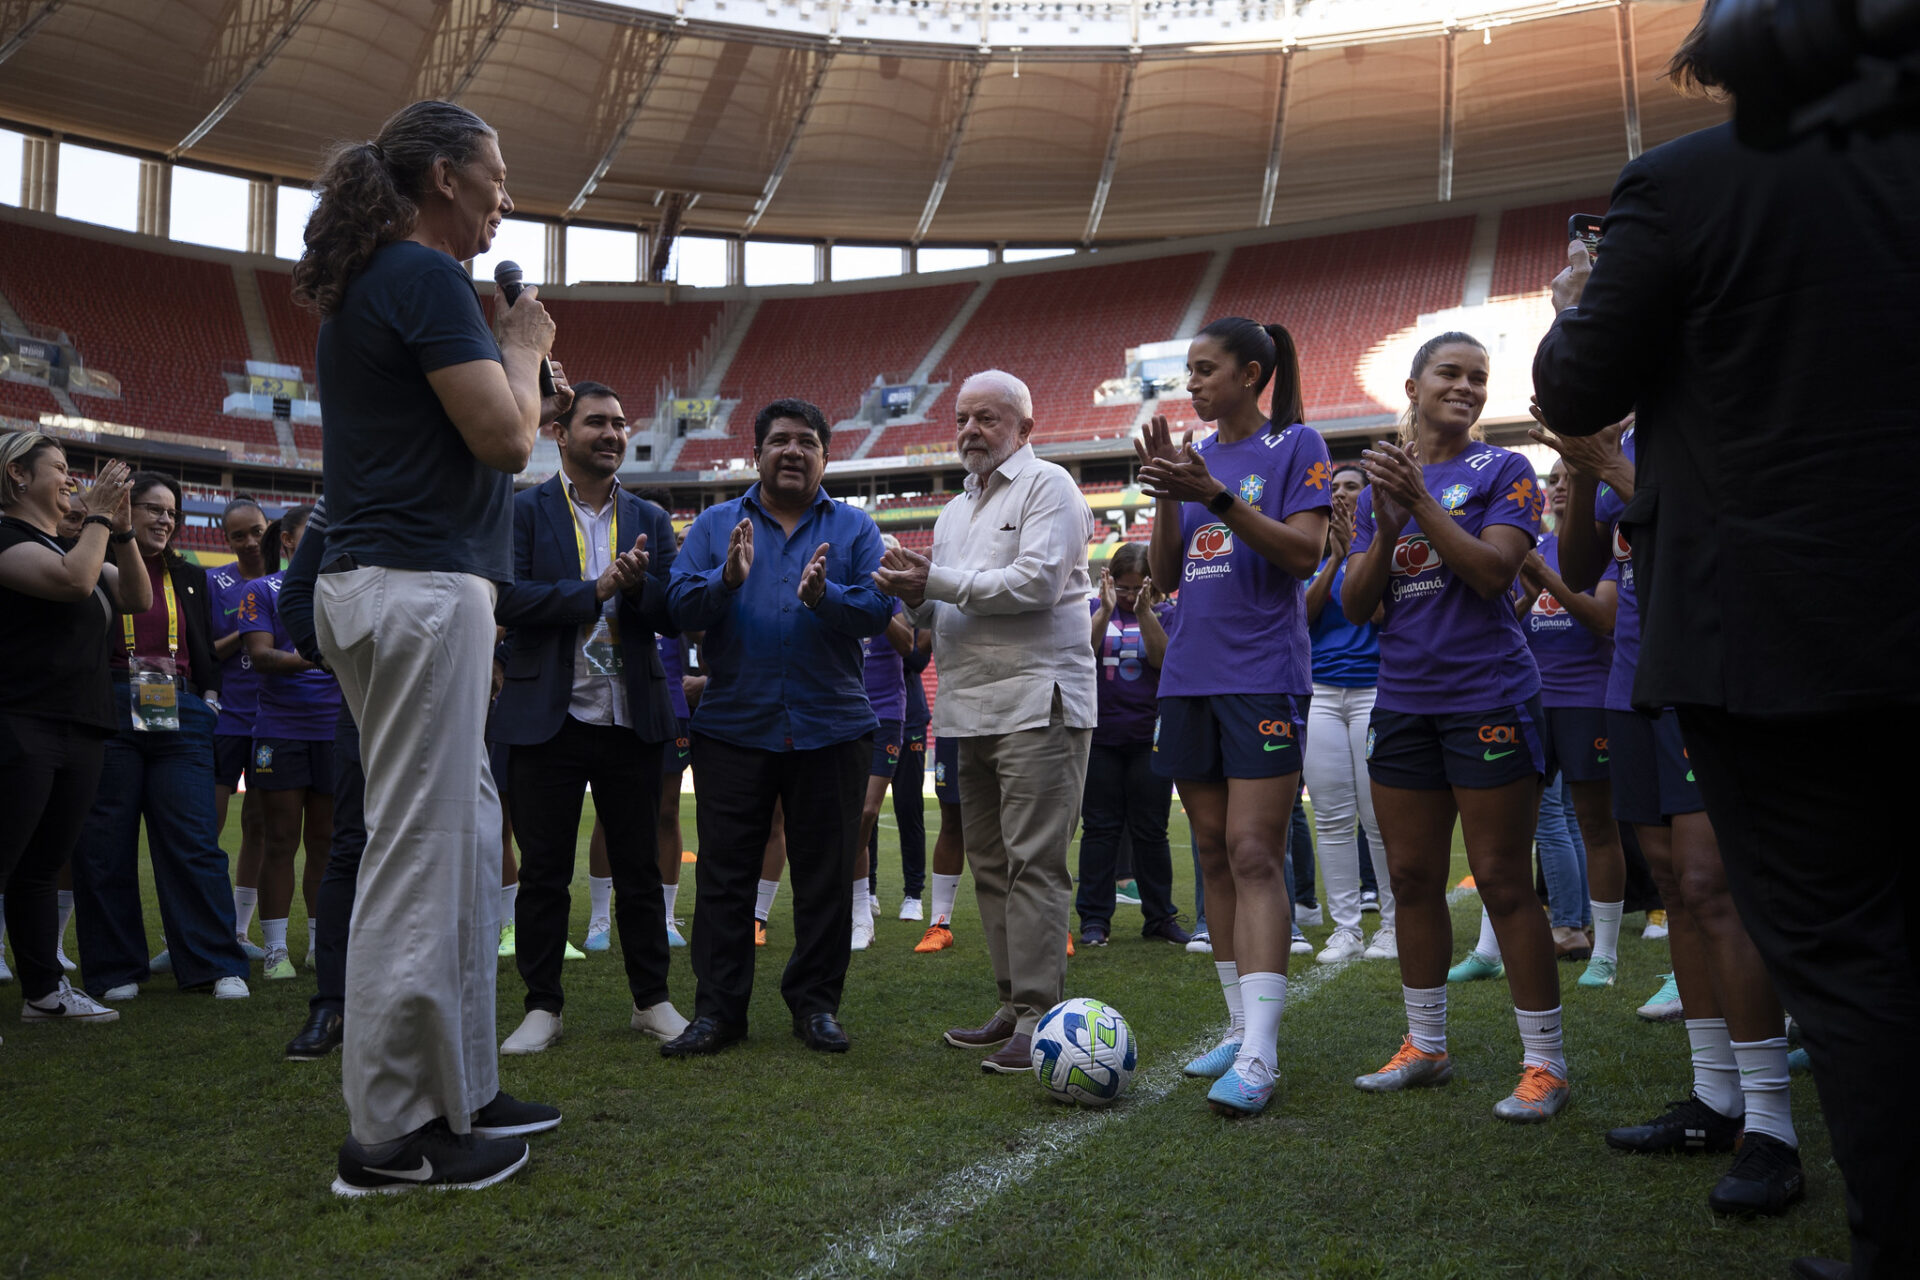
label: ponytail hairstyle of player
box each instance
[1398,330,1488,446]
[1196,317,1306,431]
[259,505,312,576]
[292,99,497,317]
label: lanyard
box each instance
[123,564,178,660]
[568,486,621,644]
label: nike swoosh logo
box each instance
[1261,741,1293,752]
[1685,771,1695,782]
[1596,754,1610,763]
[1255,996,1285,1002]
[1739,1067,1765,1075]
[363,1159,434,1182]
[1483,749,1516,761]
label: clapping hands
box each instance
[871,544,931,608]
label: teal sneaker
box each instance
[1114,879,1142,907]
[149,948,172,975]
[1577,955,1618,989]
[666,919,688,948]
[583,921,611,953]
[1183,1040,1242,1079]
[1788,1047,1812,1073]
[1206,1067,1274,1117]
[1636,972,1684,1022]
[1447,951,1503,983]
[235,936,266,962]
[262,947,296,980]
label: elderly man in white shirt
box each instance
[873,369,1096,1073]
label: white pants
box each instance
[1303,683,1394,933]
[318,567,501,1145]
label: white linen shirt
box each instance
[909,443,1097,736]
[564,477,628,729]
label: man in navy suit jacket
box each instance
[490,381,688,1054]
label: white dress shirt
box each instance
[909,443,1097,736]
[565,477,629,728]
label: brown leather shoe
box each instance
[943,1014,1015,1049]
[981,1034,1032,1074]
[1553,926,1592,962]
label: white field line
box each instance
[796,883,1476,1280]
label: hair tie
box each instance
[368,141,386,162]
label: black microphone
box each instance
[492,260,557,398]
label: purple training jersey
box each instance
[1092,597,1174,746]
[1351,441,1543,714]
[238,571,341,741]
[1158,424,1332,698]
[658,632,690,720]
[207,562,261,736]
[1594,427,1640,712]
[862,598,907,722]
[1523,531,1613,708]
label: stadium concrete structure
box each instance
[0,0,1723,561]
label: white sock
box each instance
[262,917,289,952]
[1214,960,1245,1040]
[233,885,258,936]
[1404,984,1447,1054]
[852,880,871,927]
[1235,971,1287,1087]
[589,875,613,923]
[57,889,74,944]
[1731,1036,1795,1146]
[1475,906,1502,962]
[500,882,518,922]
[1687,1018,1743,1117]
[930,873,961,926]
[1515,1005,1567,1077]
[1589,899,1624,963]
[661,882,679,920]
[755,878,780,922]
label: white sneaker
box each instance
[0,954,12,983]
[102,983,139,1001]
[1290,929,1313,957]
[22,978,119,1023]
[1364,925,1399,960]
[502,1009,563,1055]
[1316,927,1365,964]
[899,896,924,922]
[850,917,875,951]
[1185,930,1214,955]
[630,1000,689,1042]
[1294,904,1323,927]
[212,976,249,999]
[56,947,76,974]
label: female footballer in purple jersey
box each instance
[1342,332,1570,1124]
[1136,317,1331,1117]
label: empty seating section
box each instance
[1208,218,1476,422]
[0,223,254,442]
[1488,198,1611,299]
[0,379,60,421]
[538,297,725,422]
[255,270,320,375]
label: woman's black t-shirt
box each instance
[0,516,117,731]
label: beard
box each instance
[962,439,1016,480]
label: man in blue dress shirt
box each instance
[663,398,891,1056]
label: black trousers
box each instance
[1076,741,1177,932]
[691,732,867,1025]
[1679,705,1918,1280]
[311,707,363,1016]
[0,713,106,1001]
[872,723,928,899]
[509,716,667,1016]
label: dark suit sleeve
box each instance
[616,500,678,639]
[1532,155,1683,436]
[494,491,600,628]
[179,560,221,696]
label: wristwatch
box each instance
[1206,489,1235,516]
[109,528,136,544]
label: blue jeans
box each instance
[1536,774,1590,929]
[71,686,248,994]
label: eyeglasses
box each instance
[134,503,178,523]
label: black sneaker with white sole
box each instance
[332,1119,529,1197]
[471,1090,561,1139]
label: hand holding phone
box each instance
[1567,213,1604,262]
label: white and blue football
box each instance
[1030,997,1137,1107]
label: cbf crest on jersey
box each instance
[1439,483,1472,513]
[1238,473,1266,504]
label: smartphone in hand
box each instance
[1568,213,1604,261]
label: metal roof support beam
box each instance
[447,1,518,102]
[742,51,836,234]
[172,0,322,157]
[1615,0,1643,160]
[0,0,65,68]
[1082,56,1138,246]
[1436,28,1457,203]
[1256,47,1294,227]
[568,32,679,214]
[912,57,986,245]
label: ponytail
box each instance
[260,517,284,575]
[1196,316,1308,430]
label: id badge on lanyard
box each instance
[572,493,623,678]
[126,571,181,732]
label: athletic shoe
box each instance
[1142,918,1193,946]
[1363,925,1399,960]
[1114,879,1141,907]
[262,946,296,980]
[21,978,119,1024]
[899,896,924,922]
[1359,890,1381,914]
[236,936,265,961]
[754,919,768,948]
[1317,927,1364,964]
[1577,956,1618,989]
[1185,930,1214,955]
[1636,973,1685,1022]
[1642,908,1670,940]
[304,946,317,970]
[850,917,874,951]
[1493,1065,1570,1123]
[583,920,612,952]
[1355,1036,1453,1092]
[471,1090,562,1140]
[102,983,139,1001]
[496,922,516,958]
[1604,1093,1740,1155]
[332,1118,528,1198]
[666,919,688,948]
[1709,1133,1805,1217]
[631,1001,690,1042]
[1066,932,1075,958]
[1183,1040,1242,1079]
[1206,1066,1274,1117]
[149,949,171,975]
[1447,951,1504,983]
[914,924,954,953]
[1079,924,1108,948]
[1294,904,1323,927]
[502,1010,563,1055]
[0,954,10,983]
[212,976,250,999]
[1289,928,1312,957]
[563,942,586,962]
[1788,1047,1812,1073]
[55,947,76,973]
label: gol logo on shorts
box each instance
[1187,523,1234,561]
[1257,719,1295,739]
[1477,724,1519,744]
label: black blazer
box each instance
[1532,121,1920,718]
[489,475,679,746]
